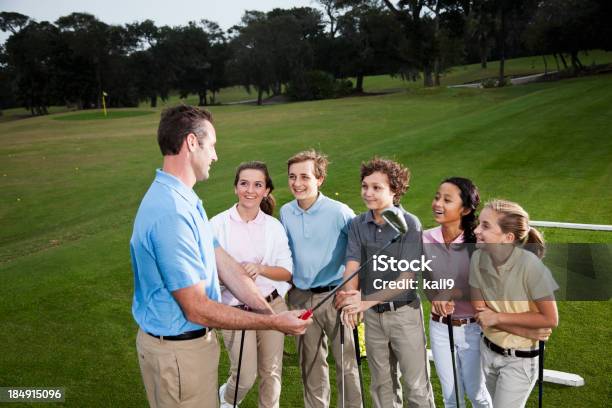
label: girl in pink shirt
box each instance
[423,177,492,407]
[211,161,293,408]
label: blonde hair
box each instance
[484,199,545,258]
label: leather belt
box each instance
[483,335,540,358]
[310,285,337,294]
[373,300,410,313]
[147,327,208,341]
[234,290,280,311]
[264,289,280,303]
[431,313,476,326]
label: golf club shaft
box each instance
[352,327,367,408]
[300,234,400,320]
[233,329,246,408]
[447,314,460,408]
[539,340,545,408]
[340,322,345,408]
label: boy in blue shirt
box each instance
[280,149,362,408]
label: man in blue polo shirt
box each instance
[131,106,310,408]
[280,150,362,408]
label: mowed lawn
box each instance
[1,72,611,407]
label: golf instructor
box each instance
[130,105,310,408]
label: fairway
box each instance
[53,111,155,121]
[1,72,611,407]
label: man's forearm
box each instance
[231,273,274,314]
[215,247,273,314]
[188,297,278,330]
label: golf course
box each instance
[1,52,611,407]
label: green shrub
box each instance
[481,77,512,88]
[287,70,353,101]
[481,78,498,88]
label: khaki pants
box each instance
[288,287,362,408]
[136,328,220,408]
[480,338,538,408]
[364,300,435,408]
[220,296,287,408]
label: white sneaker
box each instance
[219,383,237,408]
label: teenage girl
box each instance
[423,177,492,407]
[469,199,558,408]
[211,161,292,408]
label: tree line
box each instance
[0,0,610,115]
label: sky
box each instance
[0,0,320,45]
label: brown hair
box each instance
[234,161,276,216]
[484,199,545,258]
[157,105,213,155]
[360,157,410,205]
[287,149,328,180]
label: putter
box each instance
[300,207,408,320]
[340,320,345,408]
[352,326,367,408]
[538,340,545,408]
[233,329,246,408]
[446,314,461,408]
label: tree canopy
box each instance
[0,1,610,113]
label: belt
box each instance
[147,327,209,341]
[234,290,280,310]
[310,285,337,294]
[483,335,540,358]
[264,289,280,303]
[373,300,410,313]
[431,313,476,326]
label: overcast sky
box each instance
[0,0,320,44]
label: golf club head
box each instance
[382,207,408,235]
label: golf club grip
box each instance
[299,309,313,320]
[340,323,345,344]
[539,341,545,378]
[352,327,361,363]
[447,314,460,408]
[539,340,545,408]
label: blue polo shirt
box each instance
[130,169,221,335]
[280,193,355,290]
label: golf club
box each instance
[539,340,545,408]
[352,326,367,408]
[300,207,408,320]
[446,314,461,408]
[340,320,345,408]
[233,329,246,408]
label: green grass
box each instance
[53,110,155,121]
[0,105,74,123]
[1,87,257,123]
[1,66,611,406]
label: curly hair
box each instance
[360,158,410,205]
